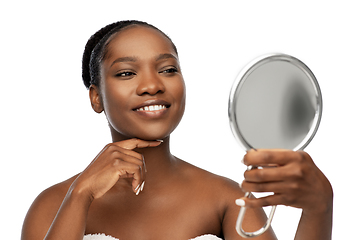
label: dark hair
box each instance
[82,20,178,89]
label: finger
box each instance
[114,138,162,150]
[236,194,286,208]
[243,149,303,167]
[104,143,147,170]
[110,144,147,191]
[111,151,146,185]
[142,155,147,173]
[102,144,144,164]
[100,143,143,161]
[244,165,292,183]
[116,146,143,160]
[114,159,144,193]
[241,180,286,194]
[114,144,148,182]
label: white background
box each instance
[1,1,359,239]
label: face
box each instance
[90,26,186,141]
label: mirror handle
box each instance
[236,165,276,238]
[236,200,276,238]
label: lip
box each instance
[132,99,171,111]
[132,99,171,118]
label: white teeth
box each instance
[136,105,166,111]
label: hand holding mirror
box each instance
[228,53,322,238]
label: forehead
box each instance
[105,26,177,60]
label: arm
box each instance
[239,149,333,240]
[294,203,333,240]
[220,180,278,240]
[21,184,93,240]
[293,151,333,240]
[21,139,161,240]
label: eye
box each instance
[115,71,136,79]
[160,67,178,75]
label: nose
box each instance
[136,71,165,96]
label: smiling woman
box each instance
[89,24,185,141]
[21,20,332,240]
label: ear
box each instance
[89,84,104,113]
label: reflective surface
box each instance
[228,53,322,238]
[229,53,322,151]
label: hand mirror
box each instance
[228,53,322,238]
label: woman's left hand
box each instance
[238,149,333,213]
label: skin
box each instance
[21,26,333,240]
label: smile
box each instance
[135,105,167,112]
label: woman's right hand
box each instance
[71,138,161,201]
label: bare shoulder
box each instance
[21,174,79,239]
[178,159,245,202]
[179,161,276,239]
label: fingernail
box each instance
[140,181,145,191]
[142,155,147,173]
[136,187,141,195]
[135,183,141,195]
[235,199,246,207]
[156,139,164,143]
[135,183,141,193]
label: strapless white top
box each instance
[83,233,222,240]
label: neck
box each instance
[136,136,175,172]
[111,134,177,186]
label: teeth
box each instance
[136,105,166,111]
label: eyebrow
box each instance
[110,56,137,67]
[156,53,178,61]
[110,53,178,67]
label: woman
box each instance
[21,20,333,240]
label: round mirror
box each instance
[229,53,323,238]
[229,53,322,151]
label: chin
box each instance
[134,131,171,141]
[132,120,181,141]
[114,126,171,141]
[110,116,182,142]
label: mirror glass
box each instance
[229,54,322,151]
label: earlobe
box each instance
[89,84,104,113]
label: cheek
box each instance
[103,88,126,110]
[171,78,186,106]
[101,86,131,124]
[168,78,186,122]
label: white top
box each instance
[83,233,222,240]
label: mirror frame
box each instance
[229,53,323,238]
[228,53,323,151]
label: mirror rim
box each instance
[228,53,323,151]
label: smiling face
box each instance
[90,26,186,141]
